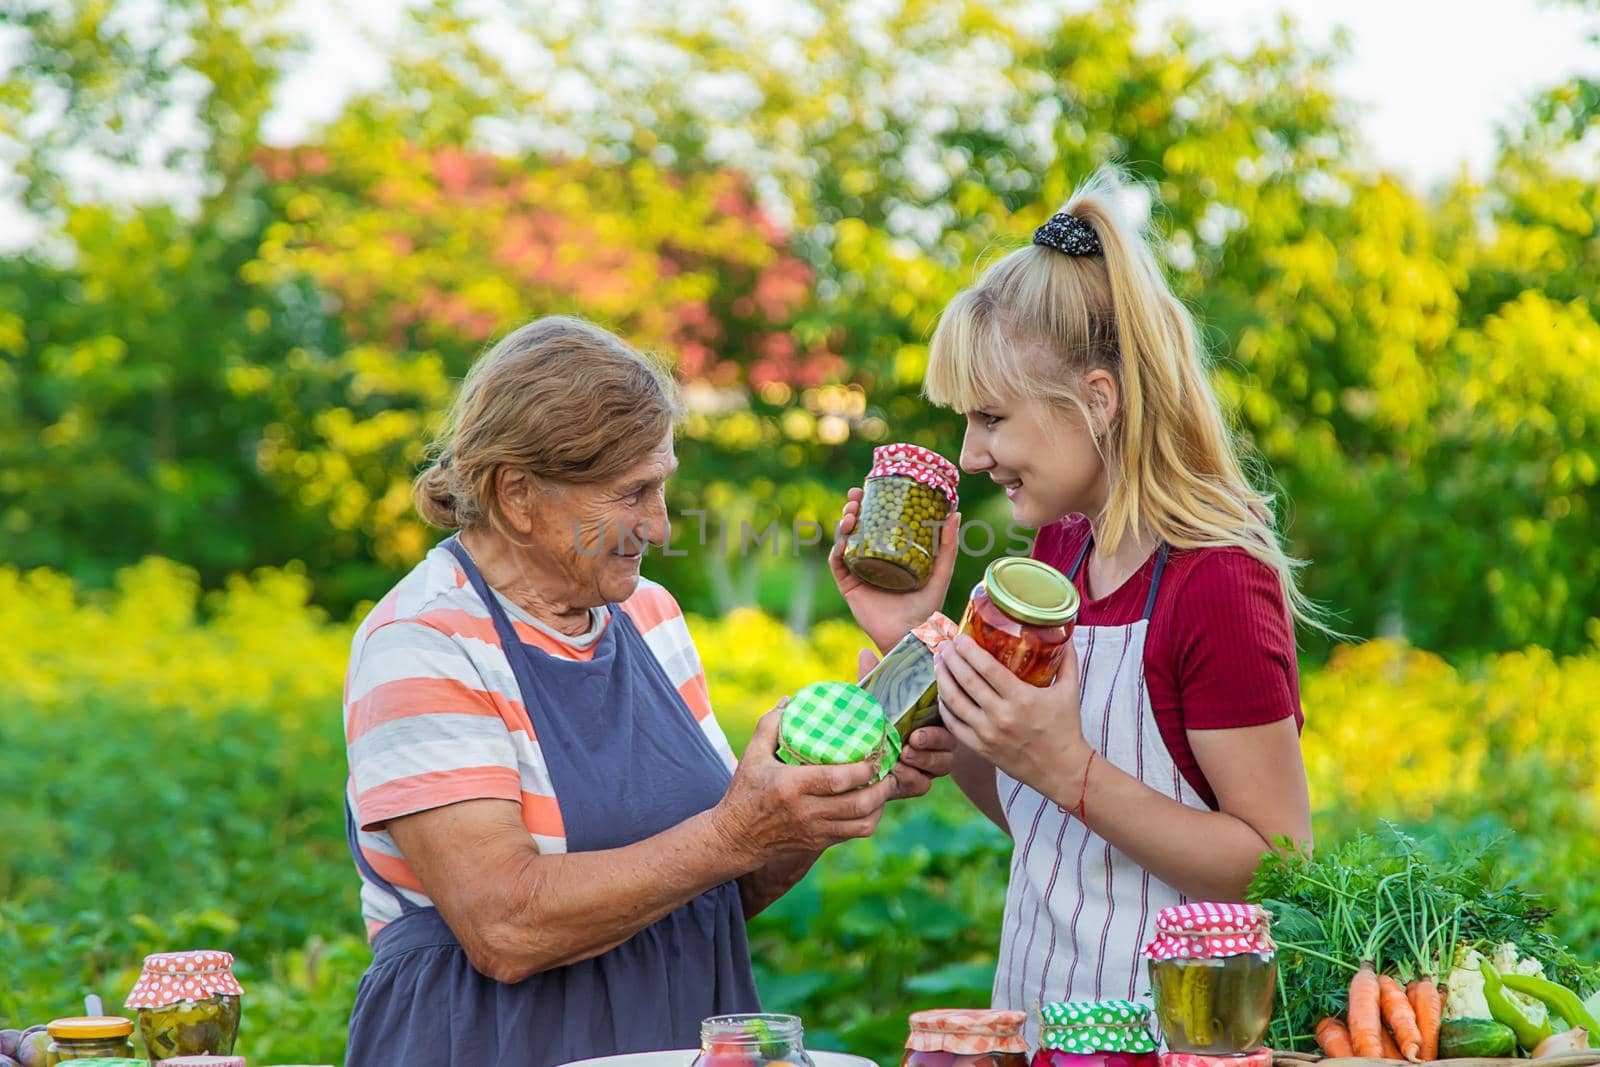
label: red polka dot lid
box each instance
[868,443,960,509]
[125,950,244,1008]
[1143,902,1275,960]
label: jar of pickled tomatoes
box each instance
[958,557,1079,686]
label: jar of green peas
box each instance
[842,444,959,592]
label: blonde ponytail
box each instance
[927,166,1330,634]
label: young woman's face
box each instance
[958,389,1109,529]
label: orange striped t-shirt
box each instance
[343,544,736,939]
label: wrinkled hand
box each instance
[855,647,955,800]
[713,702,896,868]
[828,487,961,652]
[933,635,1090,797]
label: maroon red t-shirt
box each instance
[1031,516,1303,810]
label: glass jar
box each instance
[1030,1001,1159,1067]
[900,1009,1028,1067]
[1144,903,1277,1055]
[959,557,1079,686]
[150,1058,247,1066]
[1159,1051,1271,1067]
[843,444,959,592]
[45,1016,136,1063]
[690,1013,816,1067]
[859,613,957,743]
[776,681,901,781]
[124,950,244,1063]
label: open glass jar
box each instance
[45,1015,136,1062]
[842,443,959,592]
[959,557,1079,686]
[691,1013,816,1067]
[1031,1001,1159,1067]
[1145,903,1277,1055]
[124,950,244,1063]
[900,1009,1028,1067]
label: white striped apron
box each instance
[992,540,1210,1043]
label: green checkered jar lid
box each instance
[777,681,900,780]
[1039,1000,1157,1054]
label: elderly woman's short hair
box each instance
[413,316,682,533]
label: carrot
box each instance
[1407,977,1443,1061]
[1316,1016,1355,1058]
[1349,961,1385,1057]
[1379,1024,1403,1060]
[1379,974,1423,1061]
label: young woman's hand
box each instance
[828,487,961,652]
[932,635,1091,800]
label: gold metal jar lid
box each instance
[47,1016,135,1039]
[983,557,1079,626]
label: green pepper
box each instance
[1501,974,1600,1048]
[1482,962,1555,1051]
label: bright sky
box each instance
[3,0,1595,252]
[1144,0,1599,188]
[267,0,1598,191]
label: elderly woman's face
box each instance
[517,431,677,607]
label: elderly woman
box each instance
[342,316,955,1067]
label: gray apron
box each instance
[344,536,761,1067]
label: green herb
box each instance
[1247,823,1598,1051]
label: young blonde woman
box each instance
[831,169,1314,1018]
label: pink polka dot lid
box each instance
[868,443,960,509]
[124,949,244,1009]
[1142,902,1275,961]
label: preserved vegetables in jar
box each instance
[959,557,1078,686]
[1160,1051,1271,1067]
[1144,903,1277,1055]
[1030,1001,1158,1067]
[691,1014,816,1067]
[124,950,244,1063]
[776,681,901,782]
[858,613,957,743]
[900,1009,1027,1067]
[45,1016,136,1063]
[843,444,959,592]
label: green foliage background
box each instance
[2,0,1598,1063]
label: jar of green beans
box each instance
[842,443,959,592]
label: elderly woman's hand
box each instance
[712,704,896,867]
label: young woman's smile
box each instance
[958,394,1110,528]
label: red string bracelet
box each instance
[1072,750,1095,821]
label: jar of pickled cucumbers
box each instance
[901,1009,1027,1067]
[1144,903,1277,1055]
[842,443,959,592]
[690,1013,816,1067]
[124,950,244,1063]
[45,1016,136,1062]
[1031,1001,1159,1067]
[959,557,1079,686]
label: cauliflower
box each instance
[1492,942,1551,1026]
[1444,942,1554,1024]
[1446,947,1492,1020]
